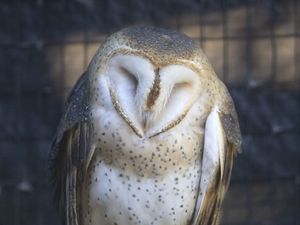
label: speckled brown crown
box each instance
[117,26,197,65]
[89,25,214,76]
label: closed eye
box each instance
[120,67,138,96]
[172,82,192,92]
[164,82,193,106]
[146,65,201,137]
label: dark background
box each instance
[0,0,299,224]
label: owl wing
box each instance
[191,100,242,225]
[49,72,94,225]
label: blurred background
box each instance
[0,0,299,224]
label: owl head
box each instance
[88,26,218,138]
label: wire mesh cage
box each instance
[0,0,299,225]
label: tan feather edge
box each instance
[63,123,94,225]
[109,87,143,137]
[196,130,234,225]
[192,110,240,225]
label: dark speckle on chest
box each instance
[82,108,205,225]
[93,124,202,178]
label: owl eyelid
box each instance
[173,81,192,88]
[119,67,138,84]
[120,66,133,76]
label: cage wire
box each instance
[0,0,299,225]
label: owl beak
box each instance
[140,68,161,131]
[146,68,160,110]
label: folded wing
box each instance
[191,103,241,225]
[50,72,94,225]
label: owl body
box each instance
[50,26,241,225]
[81,87,211,225]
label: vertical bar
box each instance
[269,2,278,211]
[59,1,66,109]
[83,5,89,69]
[221,0,229,83]
[13,190,20,225]
[103,0,111,34]
[14,0,22,133]
[244,1,253,223]
[151,0,160,27]
[245,1,253,87]
[37,190,43,225]
[295,0,300,82]
[14,0,22,223]
[150,0,155,26]
[175,5,181,31]
[126,0,132,25]
[37,0,45,125]
[199,5,205,50]
[269,0,277,86]
[294,0,300,224]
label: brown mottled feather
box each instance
[146,68,160,109]
[195,107,241,225]
[50,72,92,225]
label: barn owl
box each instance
[50,26,241,225]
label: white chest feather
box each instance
[81,101,207,225]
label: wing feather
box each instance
[191,103,241,225]
[49,72,94,225]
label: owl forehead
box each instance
[106,26,199,66]
[89,26,215,79]
[119,26,196,62]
